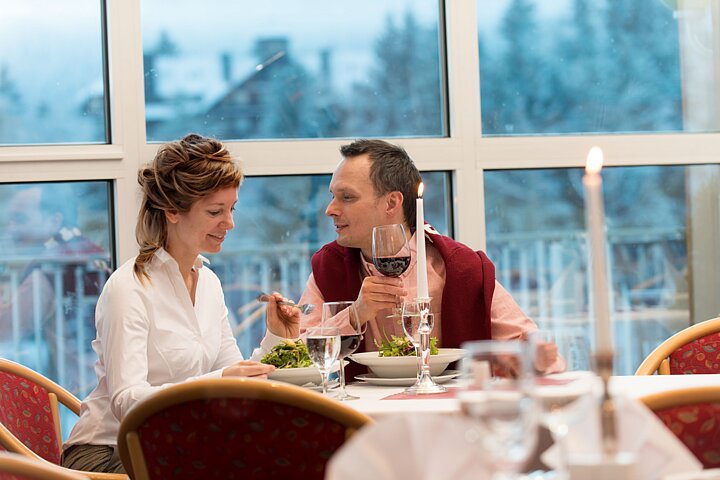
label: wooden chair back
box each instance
[635,317,720,375]
[640,386,720,468]
[117,378,373,480]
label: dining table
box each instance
[341,373,720,418]
[325,373,715,479]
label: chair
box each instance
[635,317,720,375]
[0,359,127,480]
[640,386,720,469]
[0,451,89,479]
[117,378,373,480]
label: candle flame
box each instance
[586,147,604,174]
[417,182,424,198]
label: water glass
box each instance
[322,301,363,401]
[529,330,600,477]
[458,340,538,479]
[306,326,341,395]
[401,298,446,394]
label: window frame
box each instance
[0,0,718,268]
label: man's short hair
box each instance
[340,139,422,230]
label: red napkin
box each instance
[382,387,460,400]
[536,376,576,386]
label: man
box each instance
[299,139,562,373]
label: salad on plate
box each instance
[374,335,439,357]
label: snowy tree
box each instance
[348,12,442,137]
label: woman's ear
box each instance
[164,210,180,224]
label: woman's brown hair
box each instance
[134,133,243,283]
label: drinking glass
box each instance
[322,301,364,401]
[457,340,538,479]
[401,298,447,394]
[371,224,411,317]
[306,326,341,395]
[529,330,599,478]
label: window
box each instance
[477,0,718,135]
[2,0,719,400]
[483,165,707,374]
[206,172,452,357]
[0,181,113,435]
[141,0,445,141]
[0,0,107,144]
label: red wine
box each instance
[339,334,362,357]
[373,256,411,277]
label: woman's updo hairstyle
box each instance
[134,133,243,282]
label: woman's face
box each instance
[167,186,237,256]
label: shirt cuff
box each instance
[195,368,226,380]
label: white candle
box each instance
[583,147,612,353]
[416,182,429,299]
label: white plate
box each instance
[355,370,462,387]
[267,362,344,387]
[349,348,466,378]
[268,366,322,386]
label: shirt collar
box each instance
[154,247,209,270]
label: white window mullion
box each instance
[106,0,147,264]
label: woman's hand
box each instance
[265,291,300,339]
[222,360,275,378]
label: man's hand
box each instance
[222,360,275,378]
[522,330,560,374]
[354,276,407,324]
[533,340,559,373]
[265,292,300,339]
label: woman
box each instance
[61,134,299,473]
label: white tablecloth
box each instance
[342,373,720,418]
[327,373,714,480]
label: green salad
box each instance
[261,339,313,368]
[375,335,439,357]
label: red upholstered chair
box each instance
[0,359,126,480]
[635,317,720,375]
[117,378,373,480]
[0,451,89,479]
[640,386,720,469]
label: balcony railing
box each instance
[0,226,689,397]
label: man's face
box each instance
[326,154,390,256]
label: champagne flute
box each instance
[371,224,411,317]
[322,301,364,401]
[306,326,341,395]
[458,340,538,479]
[401,298,447,394]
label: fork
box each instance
[256,293,316,315]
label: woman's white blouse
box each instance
[64,248,281,447]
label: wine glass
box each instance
[322,301,364,401]
[401,298,447,394]
[306,326,341,395]
[529,330,599,477]
[457,340,539,479]
[371,224,411,317]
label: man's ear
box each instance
[164,210,180,224]
[386,191,404,217]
